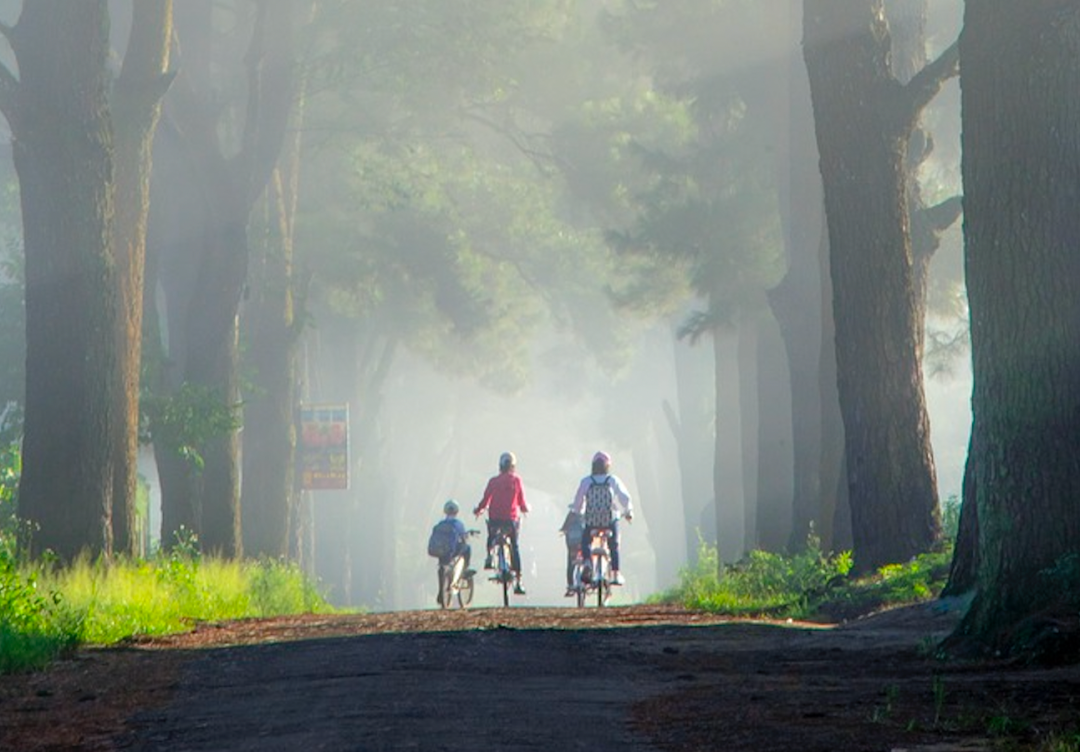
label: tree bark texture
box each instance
[665,332,716,563]
[241,168,301,559]
[754,311,794,552]
[942,432,978,597]
[766,0,830,552]
[110,0,173,556]
[713,326,745,562]
[803,0,940,572]
[151,0,298,556]
[956,0,1080,648]
[9,3,119,561]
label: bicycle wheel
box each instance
[499,547,511,607]
[571,562,586,608]
[595,556,606,608]
[457,574,475,608]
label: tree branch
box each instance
[902,39,959,123]
[913,195,963,264]
[0,61,18,130]
[924,195,963,235]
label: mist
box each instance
[0,0,971,609]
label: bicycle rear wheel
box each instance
[498,546,511,607]
[594,556,606,608]
[457,575,474,608]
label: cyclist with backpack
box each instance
[571,450,633,585]
[474,451,530,595]
[428,500,474,604]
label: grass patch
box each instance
[36,550,338,646]
[653,534,952,622]
[0,549,81,673]
[2,539,339,672]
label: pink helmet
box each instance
[592,451,611,466]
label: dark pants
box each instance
[486,519,522,574]
[580,520,620,571]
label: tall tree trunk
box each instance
[152,1,298,555]
[240,2,315,559]
[240,169,302,559]
[7,3,118,561]
[953,0,1080,650]
[712,326,744,562]
[738,317,759,550]
[803,0,956,571]
[665,328,715,562]
[755,311,794,552]
[110,1,174,557]
[942,432,978,596]
[765,0,834,554]
[819,223,850,552]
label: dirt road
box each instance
[2,603,1077,751]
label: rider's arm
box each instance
[611,476,633,518]
[515,477,530,514]
[474,478,494,516]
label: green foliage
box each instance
[815,550,952,621]
[651,533,853,619]
[940,494,961,543]
[655,534,952,621]
[1041,732,1080,752]
[140,382,243,469]
[0,447,82,672]
[1,507,336,672]
[37,549,338,647]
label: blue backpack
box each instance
[427,520,458,559]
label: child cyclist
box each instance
[570,451,633,585]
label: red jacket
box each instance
[476,471,529,521]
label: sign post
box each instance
[298,403,350,491]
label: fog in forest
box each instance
[0,0,971,612]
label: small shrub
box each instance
[652,532,853,619]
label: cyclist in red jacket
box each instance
[474,451,530,595]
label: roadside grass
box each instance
[651,533,952,622]
[40,551,336,645]
[0,543,339,674]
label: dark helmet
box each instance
[592,450,611,474]
[499,451,516,471]
[443,499,460,516]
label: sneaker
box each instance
[462,569,476,579]
[611,571,625,586]
[483,556,493,570]
[514,582,526,595]
[564,588,575,597]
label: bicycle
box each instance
[437,529,480,609]
[487,524,517,607]
[571,527,615,608]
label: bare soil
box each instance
[1,602,1077,751]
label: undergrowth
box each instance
[39,543,336,646]
[2,507,336,674]
[652,532,952,622]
